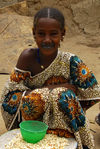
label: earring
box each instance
[61,36,65,42]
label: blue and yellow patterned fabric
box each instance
[70,55,97,89]
[2,90,22,115]
[58,90,85,132]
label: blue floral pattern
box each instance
[58,90,85,132]
[2,90,22,115]
[70,56,97,89]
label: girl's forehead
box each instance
[36,18,60,29]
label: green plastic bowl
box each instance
[19,120,48,143]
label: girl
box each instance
[1,7,100,149]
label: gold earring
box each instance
[62,36,65,42]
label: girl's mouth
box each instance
[41,42,55,49]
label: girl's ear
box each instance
[32,28,35,35]
[32,28,36,40]
[61,28,66,42]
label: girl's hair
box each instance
[34,7,65,31]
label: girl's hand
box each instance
[25,83,78,96]
[43,83,78,95]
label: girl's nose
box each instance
[43,35,51,43]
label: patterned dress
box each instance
[1,50,100,149]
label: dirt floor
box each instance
[0,36,100,148]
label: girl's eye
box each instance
[38,32,45,36]
[51,33,58,35]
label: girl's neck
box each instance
[37,49,58,69]
[39,49,58,62]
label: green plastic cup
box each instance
[19,120,48,143]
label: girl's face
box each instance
[33,18,65,56]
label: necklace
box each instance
[37,48,45,69]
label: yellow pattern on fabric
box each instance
[10,70,30,83]
[21,92,45,120]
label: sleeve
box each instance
[70,55,100,109]
[1,67,31,130]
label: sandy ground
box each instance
[0,36,100,148]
